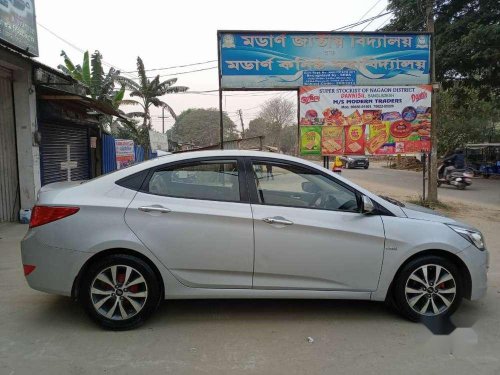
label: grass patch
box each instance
[406,196,452,211]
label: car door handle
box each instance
[263,217,294,225]
[138,206,171,214]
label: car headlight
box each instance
[447,224,485,250]
[347,158,354,162]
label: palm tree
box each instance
[116,57,188,130]
[58,50,125,129]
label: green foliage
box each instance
[170,108,238,147]
[116,57,188,154]
[385,0,499,152]
[437,86,499,154]
[245,97,296,153]
[58,50,125,130]
[384,0,500,92]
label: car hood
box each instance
[401,203,458,224]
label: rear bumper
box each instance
[21,230,92,296]
[457,245,489,300]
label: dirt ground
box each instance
[0,166,499,374]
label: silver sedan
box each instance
[21,151,488,330]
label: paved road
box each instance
[340,162,500,208]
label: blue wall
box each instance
[102,134,153,174]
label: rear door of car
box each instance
[125,156,255,288]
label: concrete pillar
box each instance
[0,49,40,209]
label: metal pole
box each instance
[422,153,426,201]
[426,0,438,202]
[162,106,165,134]
[217,32,224,150]
[297,90,301,156]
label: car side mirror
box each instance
[362,195,375,214]
[302,181,320,194]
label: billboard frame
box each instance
[216,29,433,152]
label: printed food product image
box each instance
[300,126,322,155]
[321,126,344,155]
[366,121,390,154]
[344,125,365,155]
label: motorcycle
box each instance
[437,164,474,190]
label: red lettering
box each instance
[300,94,320,104]
[411,91,428,103]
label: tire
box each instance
[364,165,369,169]
[392,256,463,322]
[483,174,490,179]
[80,254,161,330]
[437,181,442,187]
[457,183,466,190]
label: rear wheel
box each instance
[457,183,466,190]
[80,254,161,330]
[393,256,463,322]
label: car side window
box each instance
[252,162,359,212]
[147,160,240,202]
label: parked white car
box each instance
[21,151,488,330]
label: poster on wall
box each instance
[218,31,430,89]
[321,126,343,156]
[0,0,38,56]
[115,139,135,170]
[299,85,431,155]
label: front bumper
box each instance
[21,230,92,296]
[457,244,489,300]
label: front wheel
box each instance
[457,183,466,190]
[80,254,161,330]
[393,256,463,322]
[364,165,369,169]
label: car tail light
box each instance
[29,206,80,228]
[23,264,36,276]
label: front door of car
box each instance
[125,158,254,288]
[248,159,386,291]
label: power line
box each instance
[149,66,217,79]
[333,11,393,31]
[37,22,137,80]
[122,60,217,73]
[361,7,388,31]
[356,0,383,24]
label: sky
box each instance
[34,0,391,133]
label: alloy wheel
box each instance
[404,264,456,316]
[90,265,148,320]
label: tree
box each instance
[58,50,125,129]
[384,0,499,157]
[170,108,238,147]
[115,57,188,154]
[114,119,150,150]
[384,0,500,93]
[438,86,499,154]
[117,57,188,130]
[247,97,296,151]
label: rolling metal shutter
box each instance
[39,123,90,185]
[0,70,19,222]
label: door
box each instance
[39,122,90,185]
[125,158,255,288]
[0,69,19,222]
[248,159,385,291]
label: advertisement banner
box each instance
[0,0,38,56]
[300,126,322,155]
[219,31,430,89]
[115,139,135,170]
[299,85,432,155]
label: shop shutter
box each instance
[0,72,19,222]
[39,123,90,185]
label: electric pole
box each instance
[426,0,439,202]
[157,106,169,134]
[237,109,245,138]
